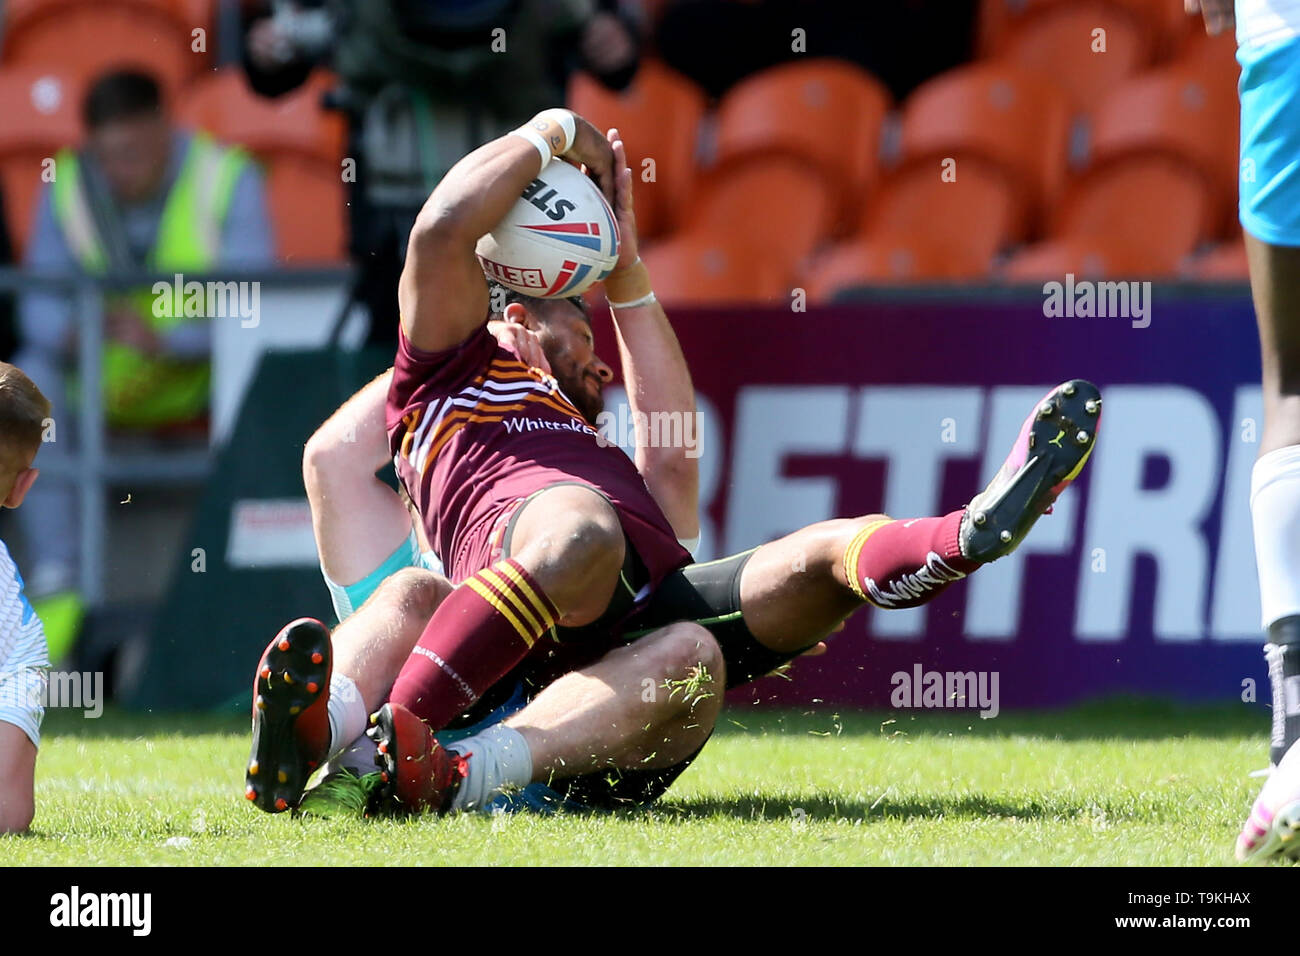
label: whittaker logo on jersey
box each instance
[502,416,597,437]
[398,357,593,475]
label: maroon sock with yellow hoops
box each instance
[842,511,979,610]
[389,558,558,731]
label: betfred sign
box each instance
[595,291,1267,707]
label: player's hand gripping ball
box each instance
[476,158,620,298]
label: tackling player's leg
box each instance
[370,621,724,813]
[245,567,450,812]
[733,380,1100,661]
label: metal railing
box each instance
[0,265,353,606]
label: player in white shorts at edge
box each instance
[0,362,53,834]
[1187,0,1300,860]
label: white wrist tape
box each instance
[608,290,657,310]
[510,127,551,169]
[535,108,577,155]
[511,108,577,172]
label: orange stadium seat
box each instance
[178,69,347,262]
[999,233,1171,280]
[711,59,891,226]
[567,61,706,239]
[641,233,792,306]
[178,68,344,164]
[1054,154,1215,274]
[0,68,83,258]
[1126,0,1203,55]
[261,162,347,263]
[897,62,1071,234]
[996,1,1152,114]
[861,155,1022,266]
[1,0,199,94]
[804,232,992,301]
[977,0,1068,56]
[979,0,1186,58]
[1176,27,1242,92]
[171,0,216,31]
[1188,238,1249,281]
[1087,63,1239,230]
[681,156,836,269]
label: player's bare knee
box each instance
[558,510,624,572]
[512,493,625,609]
[513,487,624,566]
[647,622,725,706]
[380,567,449,628]
[302,426,342,499]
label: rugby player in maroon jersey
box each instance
[245,110,1102,816]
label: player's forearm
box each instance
[398,134,553,351]
[303,371,412,584]
[612,295,700,537]
[399,112,601,351]
[408,136,545,257]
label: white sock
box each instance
[1251,445,1300,627]
[325,673,367,760]
[329,734,378,777]
[446,724,533,813]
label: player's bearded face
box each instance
[537,307,611,425]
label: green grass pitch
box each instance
[0,700,1286,866]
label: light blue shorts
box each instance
[1239,36,1300,246]
[322,530,443,623]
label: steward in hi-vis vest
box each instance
[51,130,252,428]
[14,68,273,664]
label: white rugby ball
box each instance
[476,158,620,298]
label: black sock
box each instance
[1267,616,1300,766]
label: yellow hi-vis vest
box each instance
[51,132,251,428]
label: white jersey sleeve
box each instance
[0,538,48,673]
[0,538,49,749]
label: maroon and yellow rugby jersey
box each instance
[386,325,690,590]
